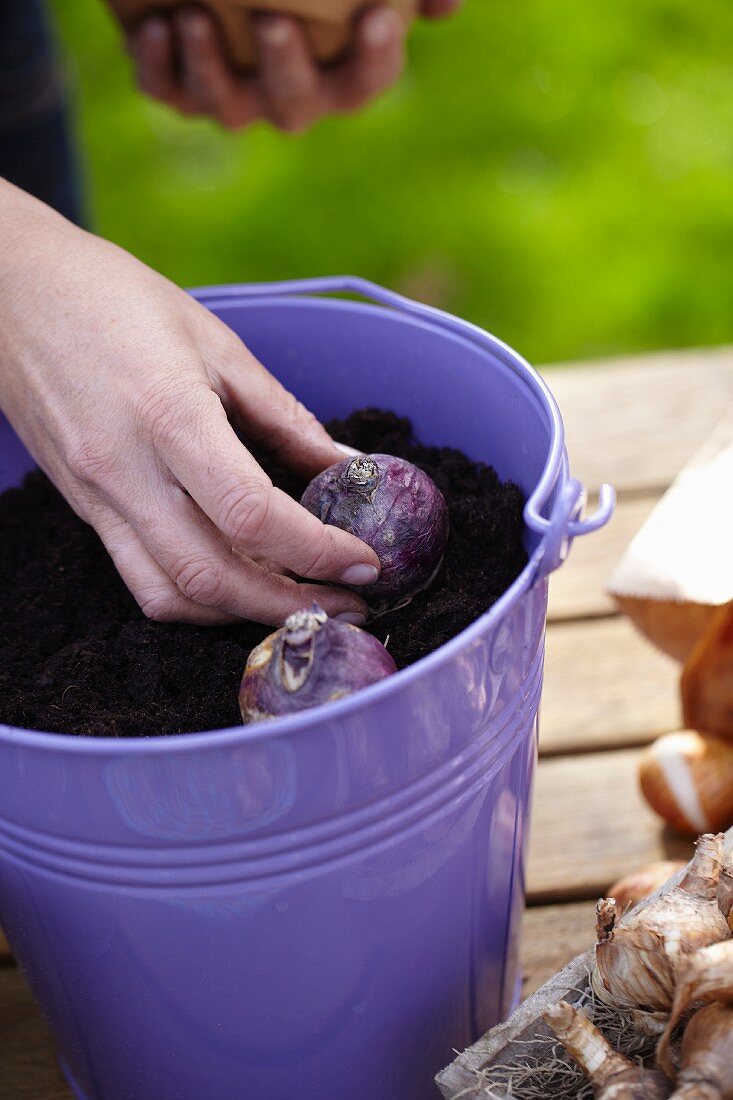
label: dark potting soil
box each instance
[0,409,527,737]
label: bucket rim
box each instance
[0,278,601,754]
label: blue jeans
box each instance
[0,0,84,225]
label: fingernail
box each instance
[340,564,379,586]
[336,611,367,626]
[257,14,291,46]
[364,9,399,47]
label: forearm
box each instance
[0,180,74,413]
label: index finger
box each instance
[151,387,381,585]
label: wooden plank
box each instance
[540,616,680,756]
[0,968,71,1099]
[520,901,596,999]
[541,346,733,495]
[527,747,693,903]
[548,494,658,622]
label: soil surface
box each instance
[0,409,527,737]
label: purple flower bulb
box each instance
[301,454,449,614]
[239,604,397,724]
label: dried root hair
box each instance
[543,1000,672,1099]
[455,971,664,1100]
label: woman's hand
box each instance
[0,181,379,626]
[126,1,463,133]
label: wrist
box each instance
[0,178,79,278]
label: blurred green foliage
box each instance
[52,0,733,364]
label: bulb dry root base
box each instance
[0,409,527,737]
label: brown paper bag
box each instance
[109,0,418,68]
[608,420,733,662]
[682,600,733,739]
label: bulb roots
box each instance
[544,1001,672,1099]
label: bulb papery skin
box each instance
[673,1082,727,1100]
[657,939,733,1074]
[669,1004,733,1099]
[238,604,397,724]
[301,454,449,614]
[718,863,733,929]
[591,835,731,1035]
[543,1001,672,1099]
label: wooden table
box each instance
[2,346,732,1098]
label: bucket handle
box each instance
[191,276,615,579]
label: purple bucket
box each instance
[0,278,612,1100]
